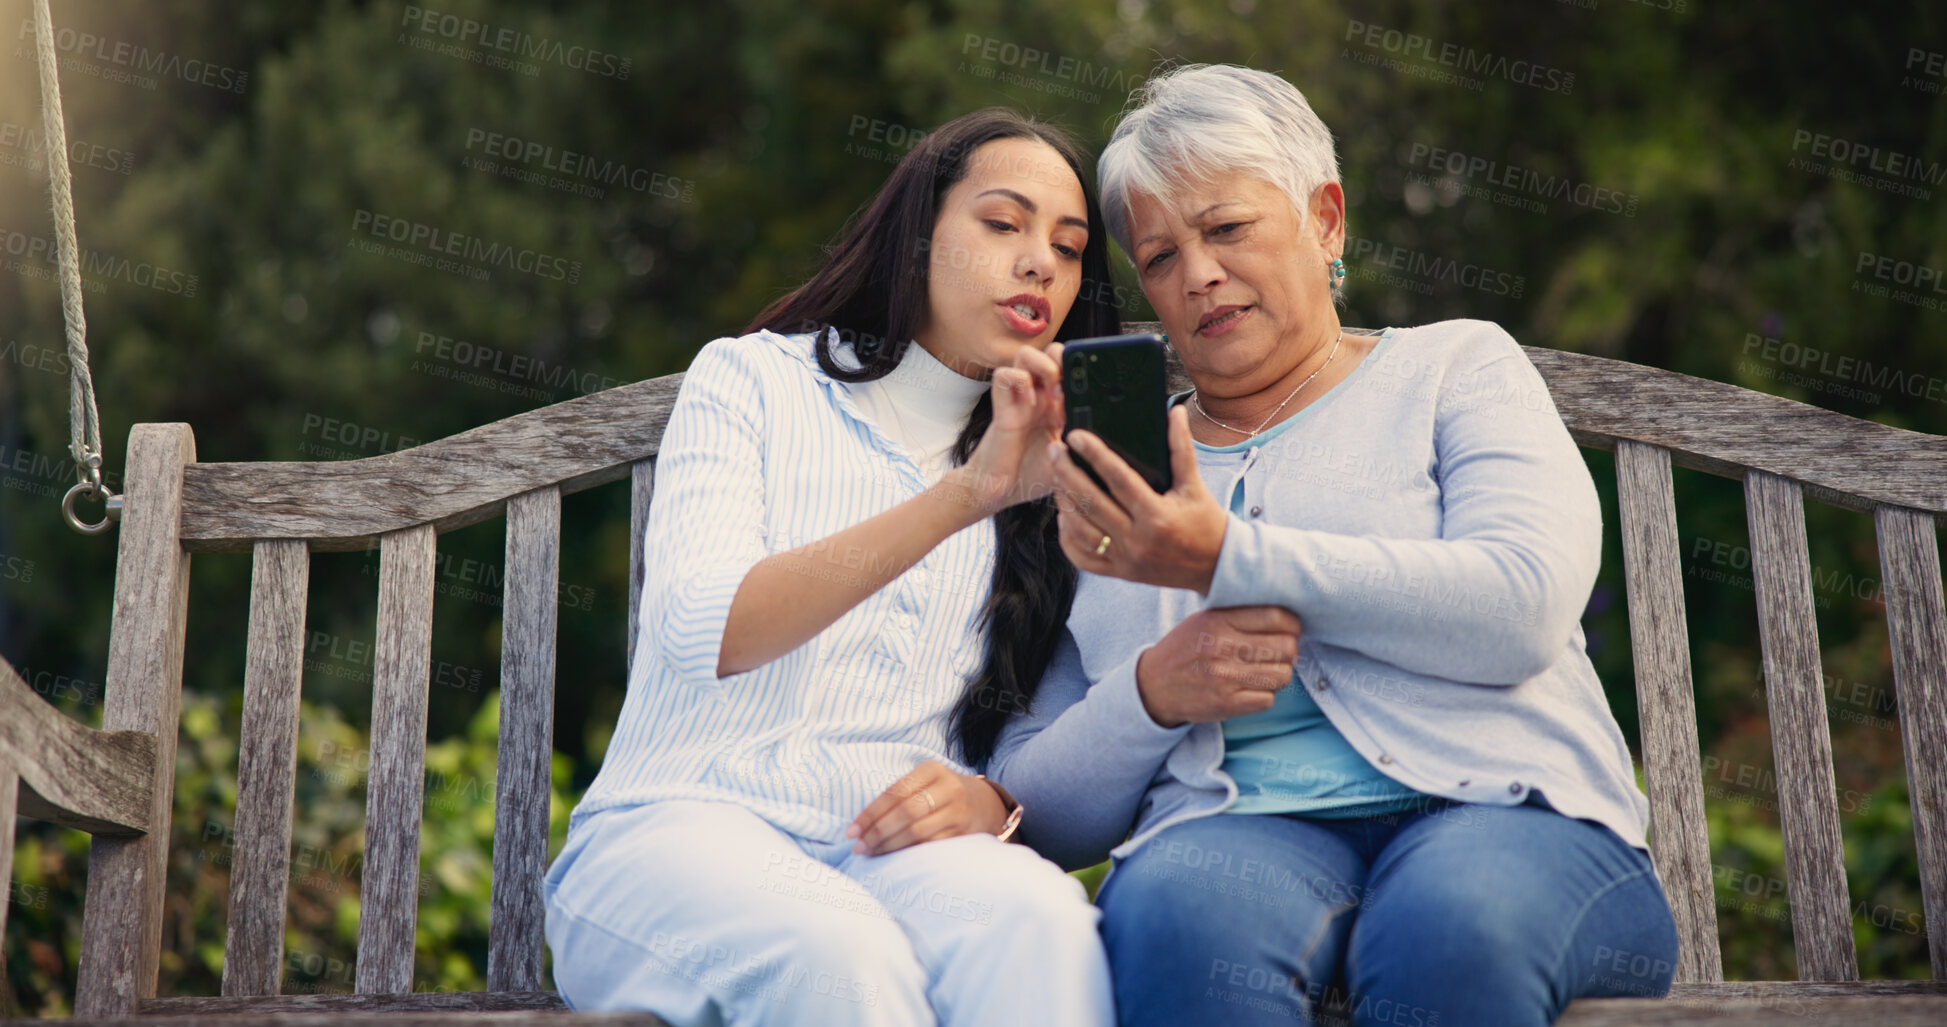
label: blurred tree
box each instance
[2,0,1942,1011]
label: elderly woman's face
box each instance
[1125,170,1343,387]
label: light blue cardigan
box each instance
[987,320,1651,872]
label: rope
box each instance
[29,0,117,532]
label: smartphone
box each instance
[1061,333,1173,494]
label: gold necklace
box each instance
[1191,328,1344,439]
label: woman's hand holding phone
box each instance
[1049,404,1229,594]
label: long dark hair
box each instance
[747,108,1121,767]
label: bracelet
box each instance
[975,774,1025,843]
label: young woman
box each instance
[543,109,1121,1026]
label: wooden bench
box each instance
[1,324,1944,1025]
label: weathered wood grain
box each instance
[116,983,1947,1026]
[1561,981,1947,1025]
[1874,504,1947,980]
[0,761,17,949]
[1615,441,1721,983]
[75,422,196,1017]
[178,375,684,552]
[1312,981,1947,1027]
[628,459,654,671]
[0,657,154,835]
[1528,349,1947,515]
[138,990,572,1015]
[487,488,560,993]
[1744,471,1857,982]
[129,991,670,1027]
[355,525,437,995]
[222,539,310,997]
[117,1015,665,1027]
[1670,981,1947,997]
[1134,323,1947,516]
[1560,994,1947,1026]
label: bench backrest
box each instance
[73,328,1945,1013]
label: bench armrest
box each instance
[0,656,155,836]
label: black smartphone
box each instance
[1061,333,1173,494]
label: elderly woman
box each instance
[987,64,1679,1027]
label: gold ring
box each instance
[919,790,937,814]
[1094,534,1112,556]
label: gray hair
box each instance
[1098,64,1341,259]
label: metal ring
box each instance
[62,481,122,536]
[1094,534,1112,556]
[919,790,937,814]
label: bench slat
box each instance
[1521,347,1947,516]
[1562,994,1947,1026]
[628,460,654,672]
[76,423,197,1017]
[178,377,684,552]
[488,488,561,992]
[1744,470,1858,981]
[222,539,310,996]
[355,524,437,994]
[1616,441,1722,982]
[0,763,17,941]
[138,990,574,1016]
[1874,504,1947,980]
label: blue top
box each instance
[988,320,1651,875]
[1192,330,1427,817]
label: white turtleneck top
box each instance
[841,341,991,483]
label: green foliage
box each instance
[3,688,572,1015]
[1709,771,1928,981]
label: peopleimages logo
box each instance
[1344,235,1525,298]
[1343,20,1574,95]
[1405,143,1637,217]
[399,5,631,80]
[959,34,1142,90]
[462,128,692,200]
[0,225,198,296]
[1788,130,1945,201]
[1853,250,1947,314]
[348,209,582,284]
[1741,331,1947,405]
[1904,48,1945,95]
[14,20,249,93]
[413,330,626,398]
[0,121,135,176]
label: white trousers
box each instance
[544,799,1115,1026]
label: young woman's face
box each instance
[915,137,1090,379]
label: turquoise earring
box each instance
[1330,257,1347,289]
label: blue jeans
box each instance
[1096,797,1677,1027]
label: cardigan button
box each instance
[1377,753,1394,765]
[1249,505,1263,517]
[1508,781,1524,795]
[1458,780,1471,787]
